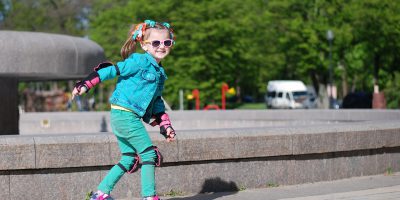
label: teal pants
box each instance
[98,109,157,197]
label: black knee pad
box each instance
[117,152,139,174]
[140,146,163,167]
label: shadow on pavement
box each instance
[167,177,239,200]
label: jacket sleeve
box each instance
[97,54,143,81]
[153,96,166,115]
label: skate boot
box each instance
[142,195,161,200]
[86,191,114,200]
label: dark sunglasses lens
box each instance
[164,40,172,47]
[152,41,161,47]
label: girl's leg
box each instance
[125,125,157,197]
[97,136,136,194]
[105,109,157,197]
[96,109,138,194]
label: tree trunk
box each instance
[373,54,380,93]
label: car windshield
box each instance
[293,91,307,100]
[267,91,276,97]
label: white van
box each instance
[265,80,308,109]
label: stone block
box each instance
[378,148,400,173]
[156,162,240,194]
[0,171,9,200]
[9,168,102,199]
[0,136,35,170]
[109,135,120,164]
[10,171,41,200]
[110,169,141,198]
[329,151,373,181]
[37,169,100,199]
[154,158,294,195]
[389,149,400,172]
[292,132,338,155]
[234,134,292,158]
[336,130,377,152]
[35,134,112,168]
[248,157,292,187]
[376,129,400,148]
[290,154,332,185]
[376,149,392,174]
[357,151,379,177]
[153,139,179,163]
[177,136,236,161]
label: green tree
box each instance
[5,0,400,109]
[90,0,272,108]
[1,0,92,36]
[0,0,11,22]
[350,0,400,91]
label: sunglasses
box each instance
[144,39,174,47]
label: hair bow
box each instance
[145,19,156,27]
[132,20,175,42]
[161,22,171,29]
[132,23,146,41]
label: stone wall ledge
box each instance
[2,119,399,171]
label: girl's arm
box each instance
[151,97,176,142]
[72,62,114,100]
[71,54,142,99]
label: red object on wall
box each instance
[372,92,386,109]
[192,83,229,111]
[192,89,200,110]
[221,83,229,110]
[203,104,220,110]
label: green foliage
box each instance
[235,103,266,110]
[384,72,400,109]
[0,0,91,36]
[3,0,400,109]
[89,0,274,108]
[164,189,184,197]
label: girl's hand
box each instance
[71,86,87,100]
[166,127,176,142]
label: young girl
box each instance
[72,19,176,200]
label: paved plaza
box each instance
[134,172,400,200]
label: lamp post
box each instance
[326,30,334,109]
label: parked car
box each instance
[265,80,309,109]
[304,85,318,109]
[342,92,372,109]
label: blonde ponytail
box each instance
[120,24,138,59]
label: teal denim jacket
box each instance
[97,52,167,123]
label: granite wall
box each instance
[1,110,400,199]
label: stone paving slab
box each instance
[278,186,400,200]
[122,173,400,200]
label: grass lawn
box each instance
[235,103,266,110]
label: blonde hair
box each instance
[120,22,174,59]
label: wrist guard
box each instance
[152,112,175,139]
[74,62,114,93]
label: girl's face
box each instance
[141,29,172,63]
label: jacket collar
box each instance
[145,52,160,67]
[145,52,167,78]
